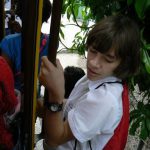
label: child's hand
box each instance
[39,56,65,101]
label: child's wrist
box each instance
[48,93,64,104]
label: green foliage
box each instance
[130,103,150,140]
[60,0,94,55]
[134,0,150,19]
[83,0,123,21]
[142,48,150,74]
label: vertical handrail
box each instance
[44,0,63,93]
[43,0,63,137]
[21,0,43,149]
[47,0,63,64]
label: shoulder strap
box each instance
[95,81,122,89]
[103,82,129,150]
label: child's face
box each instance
[87,46,121,81]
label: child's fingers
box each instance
[41,56,54,70]
[40,57,50,79]
[41,57,63,71]
[56,59,63,71]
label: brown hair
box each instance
[86,15,141,79]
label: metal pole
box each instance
[21,0,43,149]
[43,0,63,137]
[47,0,63,64]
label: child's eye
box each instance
[104,56,116,63]
[104,53,117,63]
[89,48,97,53]
[105,59,114,63]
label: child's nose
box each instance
[91,55,102,68]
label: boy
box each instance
[39,15,140,150]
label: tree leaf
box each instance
[67,6,71,20]
[144,44,150,50]
[135,0,147,19]
[130,109,141,122]
[139,120,149,140]
[129,116,144,135]
[74,3,79,18]
[59,28,64,39]
[142,49,150,74]
[146,118,150,131]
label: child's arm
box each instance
[36,98,44,118]
[39,56,74,146]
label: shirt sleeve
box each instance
[0,35,15,63]
[0,34,22,74]
[68,84,123,143]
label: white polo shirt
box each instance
[45,75,123,150]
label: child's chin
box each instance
[87,75,97,81]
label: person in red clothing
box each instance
[0,56,18,150]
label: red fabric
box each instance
[103,83,129,150]
[0,57,18,150]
